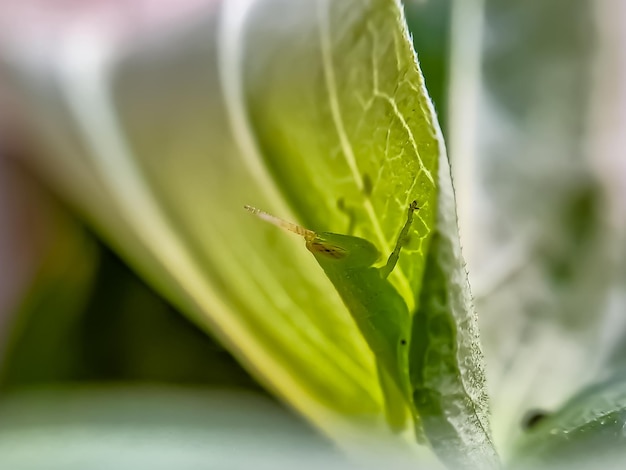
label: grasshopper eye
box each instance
[307,240,348,259]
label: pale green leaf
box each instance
[511,375,626,469]
[0,387,349,470]
[410,151,499,469]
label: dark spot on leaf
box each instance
[521,409,550,430]
[400,339,407,345]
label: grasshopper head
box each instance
[306,232,380,268]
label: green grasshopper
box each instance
[245,202,419,431]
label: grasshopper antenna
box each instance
[380,200,419,279]
[244,205,316,242]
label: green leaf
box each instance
[244,1,498,463]
[243,0,438,309]
[0,387,347,470]
[2,0,385,447]
[511,375,626,469]
[1,0,497,464]
[410,150,499,469]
